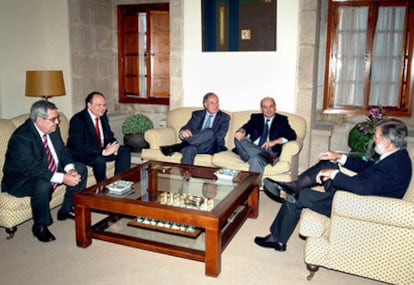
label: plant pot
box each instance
[123,133,149,153]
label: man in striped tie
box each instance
[1,100,87,242]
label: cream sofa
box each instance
[298,149,414,284]
[0,113,115,238]
[142,107,306,182]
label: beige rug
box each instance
[0,191,385,285]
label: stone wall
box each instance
[68,0,414,173]
[68,0,116,112]
[68,0,176,136]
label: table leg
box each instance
[74,205,92,248]
[248,186,259,218]
[204,226,221,277]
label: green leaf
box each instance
[122,114,154,134]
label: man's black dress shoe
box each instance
[263,178,297,203]
[268,154,279,166]
[57,210,75,221]
[254,234,286,252]
[32,224,56,242]
[160,146,174,156]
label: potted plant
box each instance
[348,106,385,161]
[122,114,154,152]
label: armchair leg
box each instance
[306,264,319,281]
[5,226,17,239]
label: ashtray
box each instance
[106,180,134,193]
[214,168,240,180]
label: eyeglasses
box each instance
[44,116,60,122]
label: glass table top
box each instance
[85,161,248,212]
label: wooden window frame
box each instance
[117,3,170,105]
[323,0,414,117]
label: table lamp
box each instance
[25,70,66,100]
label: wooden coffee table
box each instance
[73,161,260,277]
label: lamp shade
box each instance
[25,70,66,99]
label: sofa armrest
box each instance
[332,191,414,228]
[299,208,331,238]
[299,192,414,239]
[265,140,301,174]
[279,140,301,161]
[144,128,177,149]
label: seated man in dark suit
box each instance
[2,100,87,242]
[67,91,131,183]
[234,97,297,176]
[160,92,230,165]
[255,118,412,252]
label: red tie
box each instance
[43,135,58,190]
[95,117,102,148]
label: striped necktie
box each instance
[43,134,58,190]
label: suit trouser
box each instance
[180,129,217,165]
[269,160,339,244]
[234,138,276,173]
[91,145,131,182]
[32,162,87,226]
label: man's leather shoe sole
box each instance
[263,178,296,203]
[254,235,286,252]
[32,225,56,242]
[57,210,75,221]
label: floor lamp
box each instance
[25,70,66,101]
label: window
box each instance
[117,3,170,105]
[323,0,414,116]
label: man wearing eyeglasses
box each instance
[1,100,87,242]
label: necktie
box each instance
[203,114,213,129]
[95,117,102,148]
[43,135,58,190]
[258,119,270,146]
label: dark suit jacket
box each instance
[180,109,230,152]
[1,119,74,197]
[67,109,117,163]
[235,113,297,155]
[311,148,412,216]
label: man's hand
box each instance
[235,130,245,141]
[180,129,193,139]
[261,138,283,150]
[63,170,82,187]
[318,150,342,161]
[103,141,120,156]
[316,169,335,184]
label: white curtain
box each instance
[334,6,405,107]
[370,6,405,106]
[335,7,368,106]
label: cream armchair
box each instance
[298,149,414,284]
